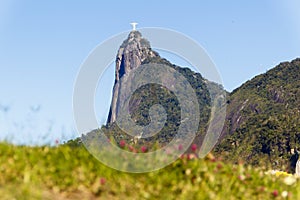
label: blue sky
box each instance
[0,0,299,145]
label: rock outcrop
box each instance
[105,30,223,148]
[107,31,159,124]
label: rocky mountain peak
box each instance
[121,31,145,46]
[114,31,158,82]
[108,31,159,124]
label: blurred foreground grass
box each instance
[0,142,299,200]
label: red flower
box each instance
[119,140,126,148]
[128,145,135,152]
[141,146,147,153]
[191,144,197,152]
[272,190,278,197]
[100,177,106,185]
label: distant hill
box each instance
[214,58,300,171]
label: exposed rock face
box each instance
[107,31,159,124]
[105,30,224,148]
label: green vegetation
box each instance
[1,29,299,198]
[215,58,300,171]
[100,55,225,150]
[1,142,300,200]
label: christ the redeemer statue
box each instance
[130,22,138,31]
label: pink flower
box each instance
[141,146,147,153]
[238,175,245,181]
[178,144,183,151]
[100,177,106,185]
[55,139,59,145]
[119,140,126,148]
[272,190,278,197]
[191,144,197,152]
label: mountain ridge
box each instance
[215,58,300,171]
[72,31,299,170]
